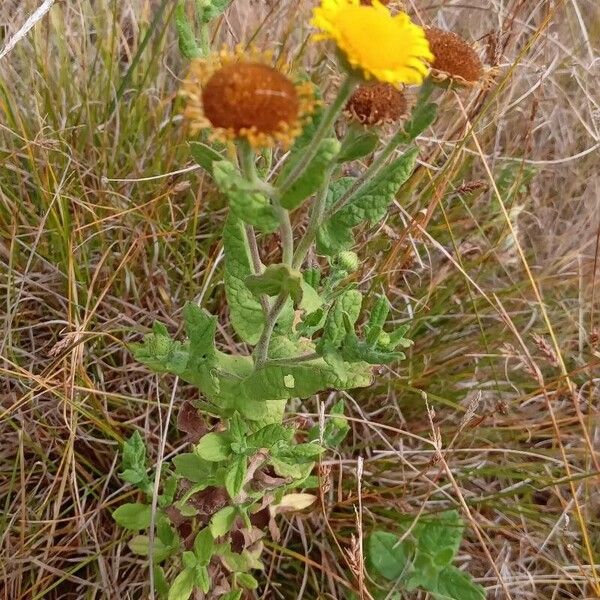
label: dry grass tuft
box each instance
[1,0,599,598]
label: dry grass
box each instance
[1,0,599,598]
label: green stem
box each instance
[275,203,294,266]
[328,125,409,218]
[292,167,334,269]
[278,73,358,194]
[244,224,270,316]
[263,352,320,367]
[253,292,288,367]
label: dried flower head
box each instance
[346,82,408,125]
[181,49,315,148]
[312,0,433,86]
[425,27,484,86]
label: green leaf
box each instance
[194,564,210,594]
[175,3,202,59]
[112,503,152,531]
[157,518,177,547]
[193,528,214,565]
[402,99,437,142]
[366,295,390,346]
[269,457,314,480]
[318,289,363,352]
[220,591,243,600]
[159,475,178,507]
[213,160,278,232]
[189,141,224,173]
[319,149,418,255]
[316,178,356,255]
[168,567,195,600]
[223,214,266,344]
[303,267,321,288]
[337,127,379,163]
[198,0,232,22]
[131,326,189,376]
[279,138,340,210]
[172,453,216,484]
[209,506,237,537]
[128,535,171,562]
[182,551,197,569]
[299,280,323,314]
[275,442,324,463]
[413,510,464,568]
[225,456,248,499]
[183,302,217,362]
[196,432,232,462]
[229,412,248,443]
[153,564,169,598]
[245,264,304,306]
[367,531,411,581]
[432,565,485,600]
[334,148,418,226]
[236,572,259,589]
[340,329,406,365]
[121,431,150,490]
[247,423,294,449]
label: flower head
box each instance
[346,83,407,125]
[181,50,315,148]
[311,0,433,86]
[425,27,483,86]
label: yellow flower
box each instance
[311,0,433,86]
[181,48,316,148]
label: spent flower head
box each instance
[425,27,484,86]
[181,49,315,148]
[346,82,408,125]
[311,0,433,86]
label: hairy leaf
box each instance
[279,138,340,210]
[121,430,150,491]
[223,214,266,344]
[337,128,379,163]
[245,264,304,306]
[199,0,233,22]
[213,160,278,232]
[189,141,224,173]
[318,149,418,255]
[175,2,202,59]
[318,289,363,352]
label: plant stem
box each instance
[292,167,334,269]
[279,73,358,194]
[244,224,271,315]
[275,203,294,266]
[263,352,320,367]
[253,292,288,367]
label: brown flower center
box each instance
[425,27,483,83]
[346,83,407,125]
[201,62,300,134]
